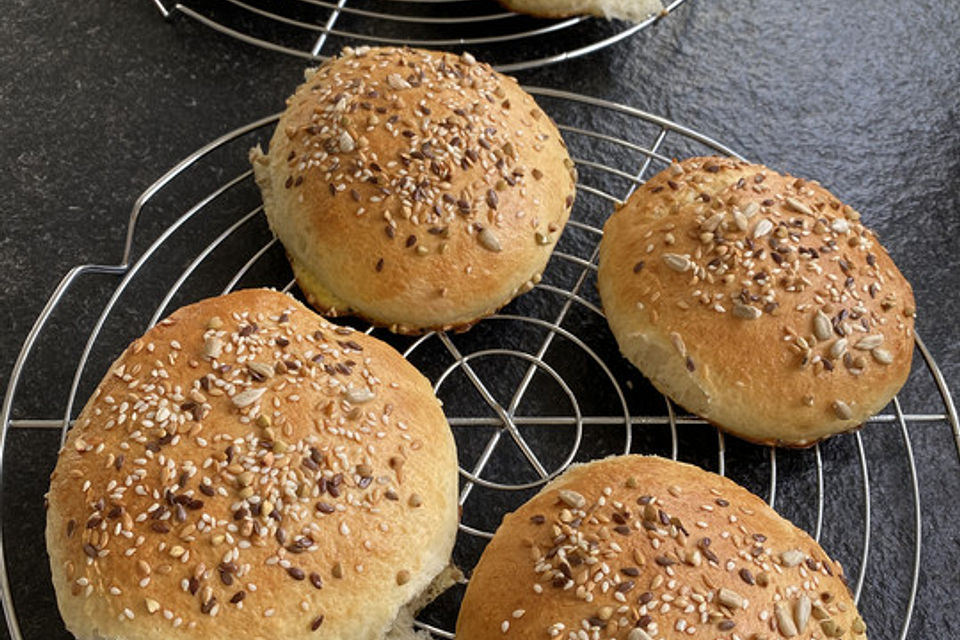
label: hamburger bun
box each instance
[497,0,663,23]
[46,289,459,639]
[250,46,576,334]
[597,157,916,446]
[457,455,866,639]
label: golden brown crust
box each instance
[46,289,458,640]
[457,455,867,640]
[597,157,915,447]
[251,46,576,335]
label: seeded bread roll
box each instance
[497,0,663,22]
[250,46,576,335]
[46,289,459,640]
[597,157,916,446]
[457,455,866,640]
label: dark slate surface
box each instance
[2,1,959,638]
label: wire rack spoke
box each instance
[853,431,871,605]
[892,396,922,640]
[150,204,265,327]
[309,0,347,56]
[222,236,279,293]
[434,335,553,484]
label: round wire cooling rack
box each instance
[150,0,690,72]
[2,88,959,639]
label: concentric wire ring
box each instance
[155,0,692,71]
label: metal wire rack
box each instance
[151,0,690,72]
[2,89,958,639]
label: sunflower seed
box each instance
[829,338,848,359]
[344,388,376,404]
[203,336,222,360]
[785,197,813,216]
[813,311,833,341]
[628,629,653,640]
[832,400,853,420]
[558,489,586,509]
[338,130,355,153]
[854,335,883,350]
[703,212,725,232]
[477,228,502,252]
[461,51,476,65]
[753,218,773,239]
[780,549,804,567]
[717,588,744,610]
[776,602,798,637]
[247,362,274,380]
[670,332,687,357]
[231,388,266,408]
[386,73,411,90]
[795,595,812,632]
[733,210,748,231]
[662,253,691,272]
[742,201,760,218]
[733,304,762,320]
[830,218,850,234]
[872,348,893,364]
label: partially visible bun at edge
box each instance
[457,455,867,639]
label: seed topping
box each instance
[51,291,436,632]
[614,157,914,425]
